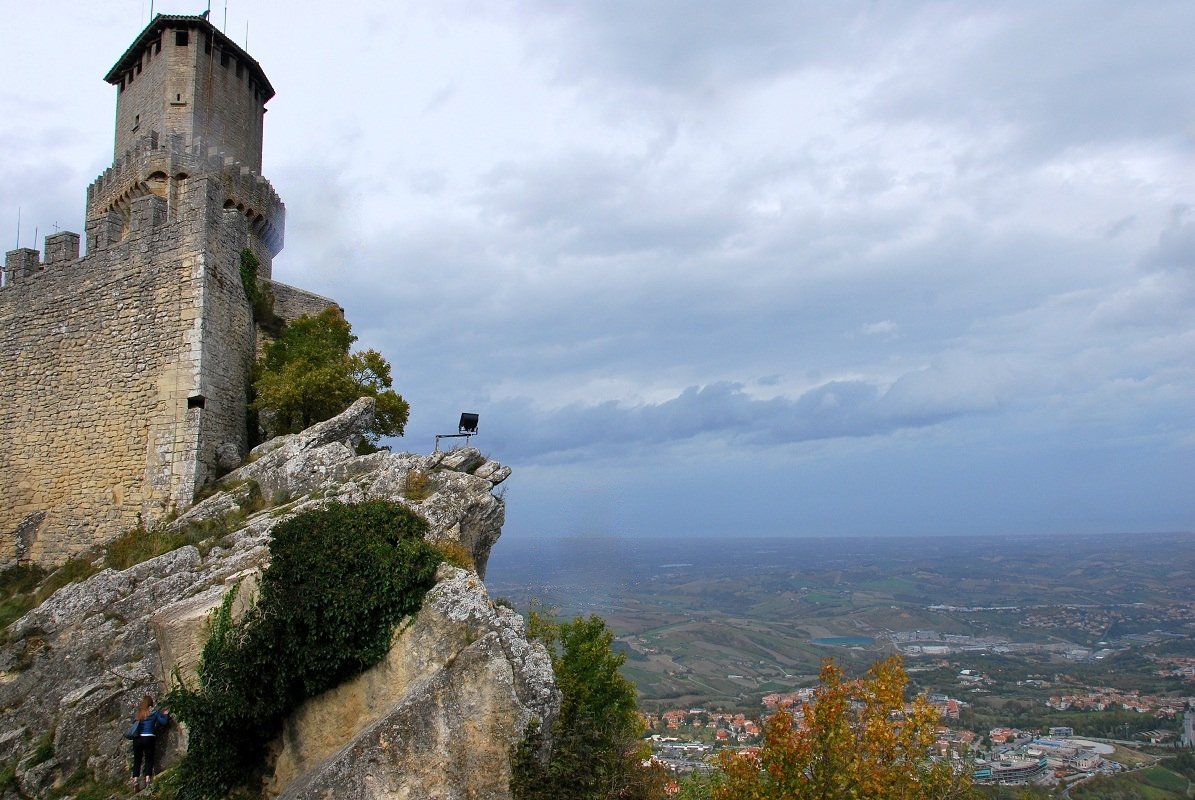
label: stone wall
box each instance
[268,280,341,322]
[0,175,256,566]
[191,29,268,173]
[112,30,174,162]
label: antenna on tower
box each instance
[245,21,249,50]
[14,207,20,249]
[223,0,228,32]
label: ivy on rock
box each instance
[166,501,444,800]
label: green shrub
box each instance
[104,527,187,571]
[0,564,45,633]
[0,564,45,597]
[251,308,409,443]
[239,249,282,335]
[512,613,652,800]
[27,733,53,767]
[0,595,35,637]
[166,501,444,800]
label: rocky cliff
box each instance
[0,398,558,799]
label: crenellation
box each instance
[3,248,41,284]
[84,131,285,273]
[44,232,81,265]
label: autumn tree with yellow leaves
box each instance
[711,656,977,800]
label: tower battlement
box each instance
[85,131,285,270]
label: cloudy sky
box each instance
[4,1,1193,541]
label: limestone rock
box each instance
[216,442,242,473]
[267,567,557,799]
[0,401,547,799]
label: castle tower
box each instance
[86,14,284,275]
[107,15,273,173]
[1,16,336,566]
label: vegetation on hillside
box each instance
[1070,762,1191,799]
[709,656,977,800]
[251,307,409,445]
[164,501,445,800]
[238,249,282,334]
[0,503,258,640]
[512,611,667,800]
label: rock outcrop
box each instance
[0,399,557,799]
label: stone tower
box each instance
[0,15,336,566]
[90,14,284,276]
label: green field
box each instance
[1071,765,1189,799]
[486,533,1195,713]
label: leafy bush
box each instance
[166,501,444,799]
[512,613,660,800]
[251,308,409,444]
[713,656,976,800]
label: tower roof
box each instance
[104,14,275,101]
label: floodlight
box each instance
[435,412,481,451]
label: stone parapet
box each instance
[86,132,285,263]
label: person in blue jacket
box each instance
[129,694,171,791]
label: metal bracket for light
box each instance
[435,412,479,451]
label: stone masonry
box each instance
[0,15,336,566]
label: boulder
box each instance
[0,401,547,799]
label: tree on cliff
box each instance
[512,612,667,800]
[710,655,977,800]
[252,308,409,443]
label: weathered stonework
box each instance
[0,15,335,566]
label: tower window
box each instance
[221,52,230,67]
[235,61,243,78]
[176,30,189,47]
[187,395,206,409]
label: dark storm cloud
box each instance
[476,364,1010,463]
